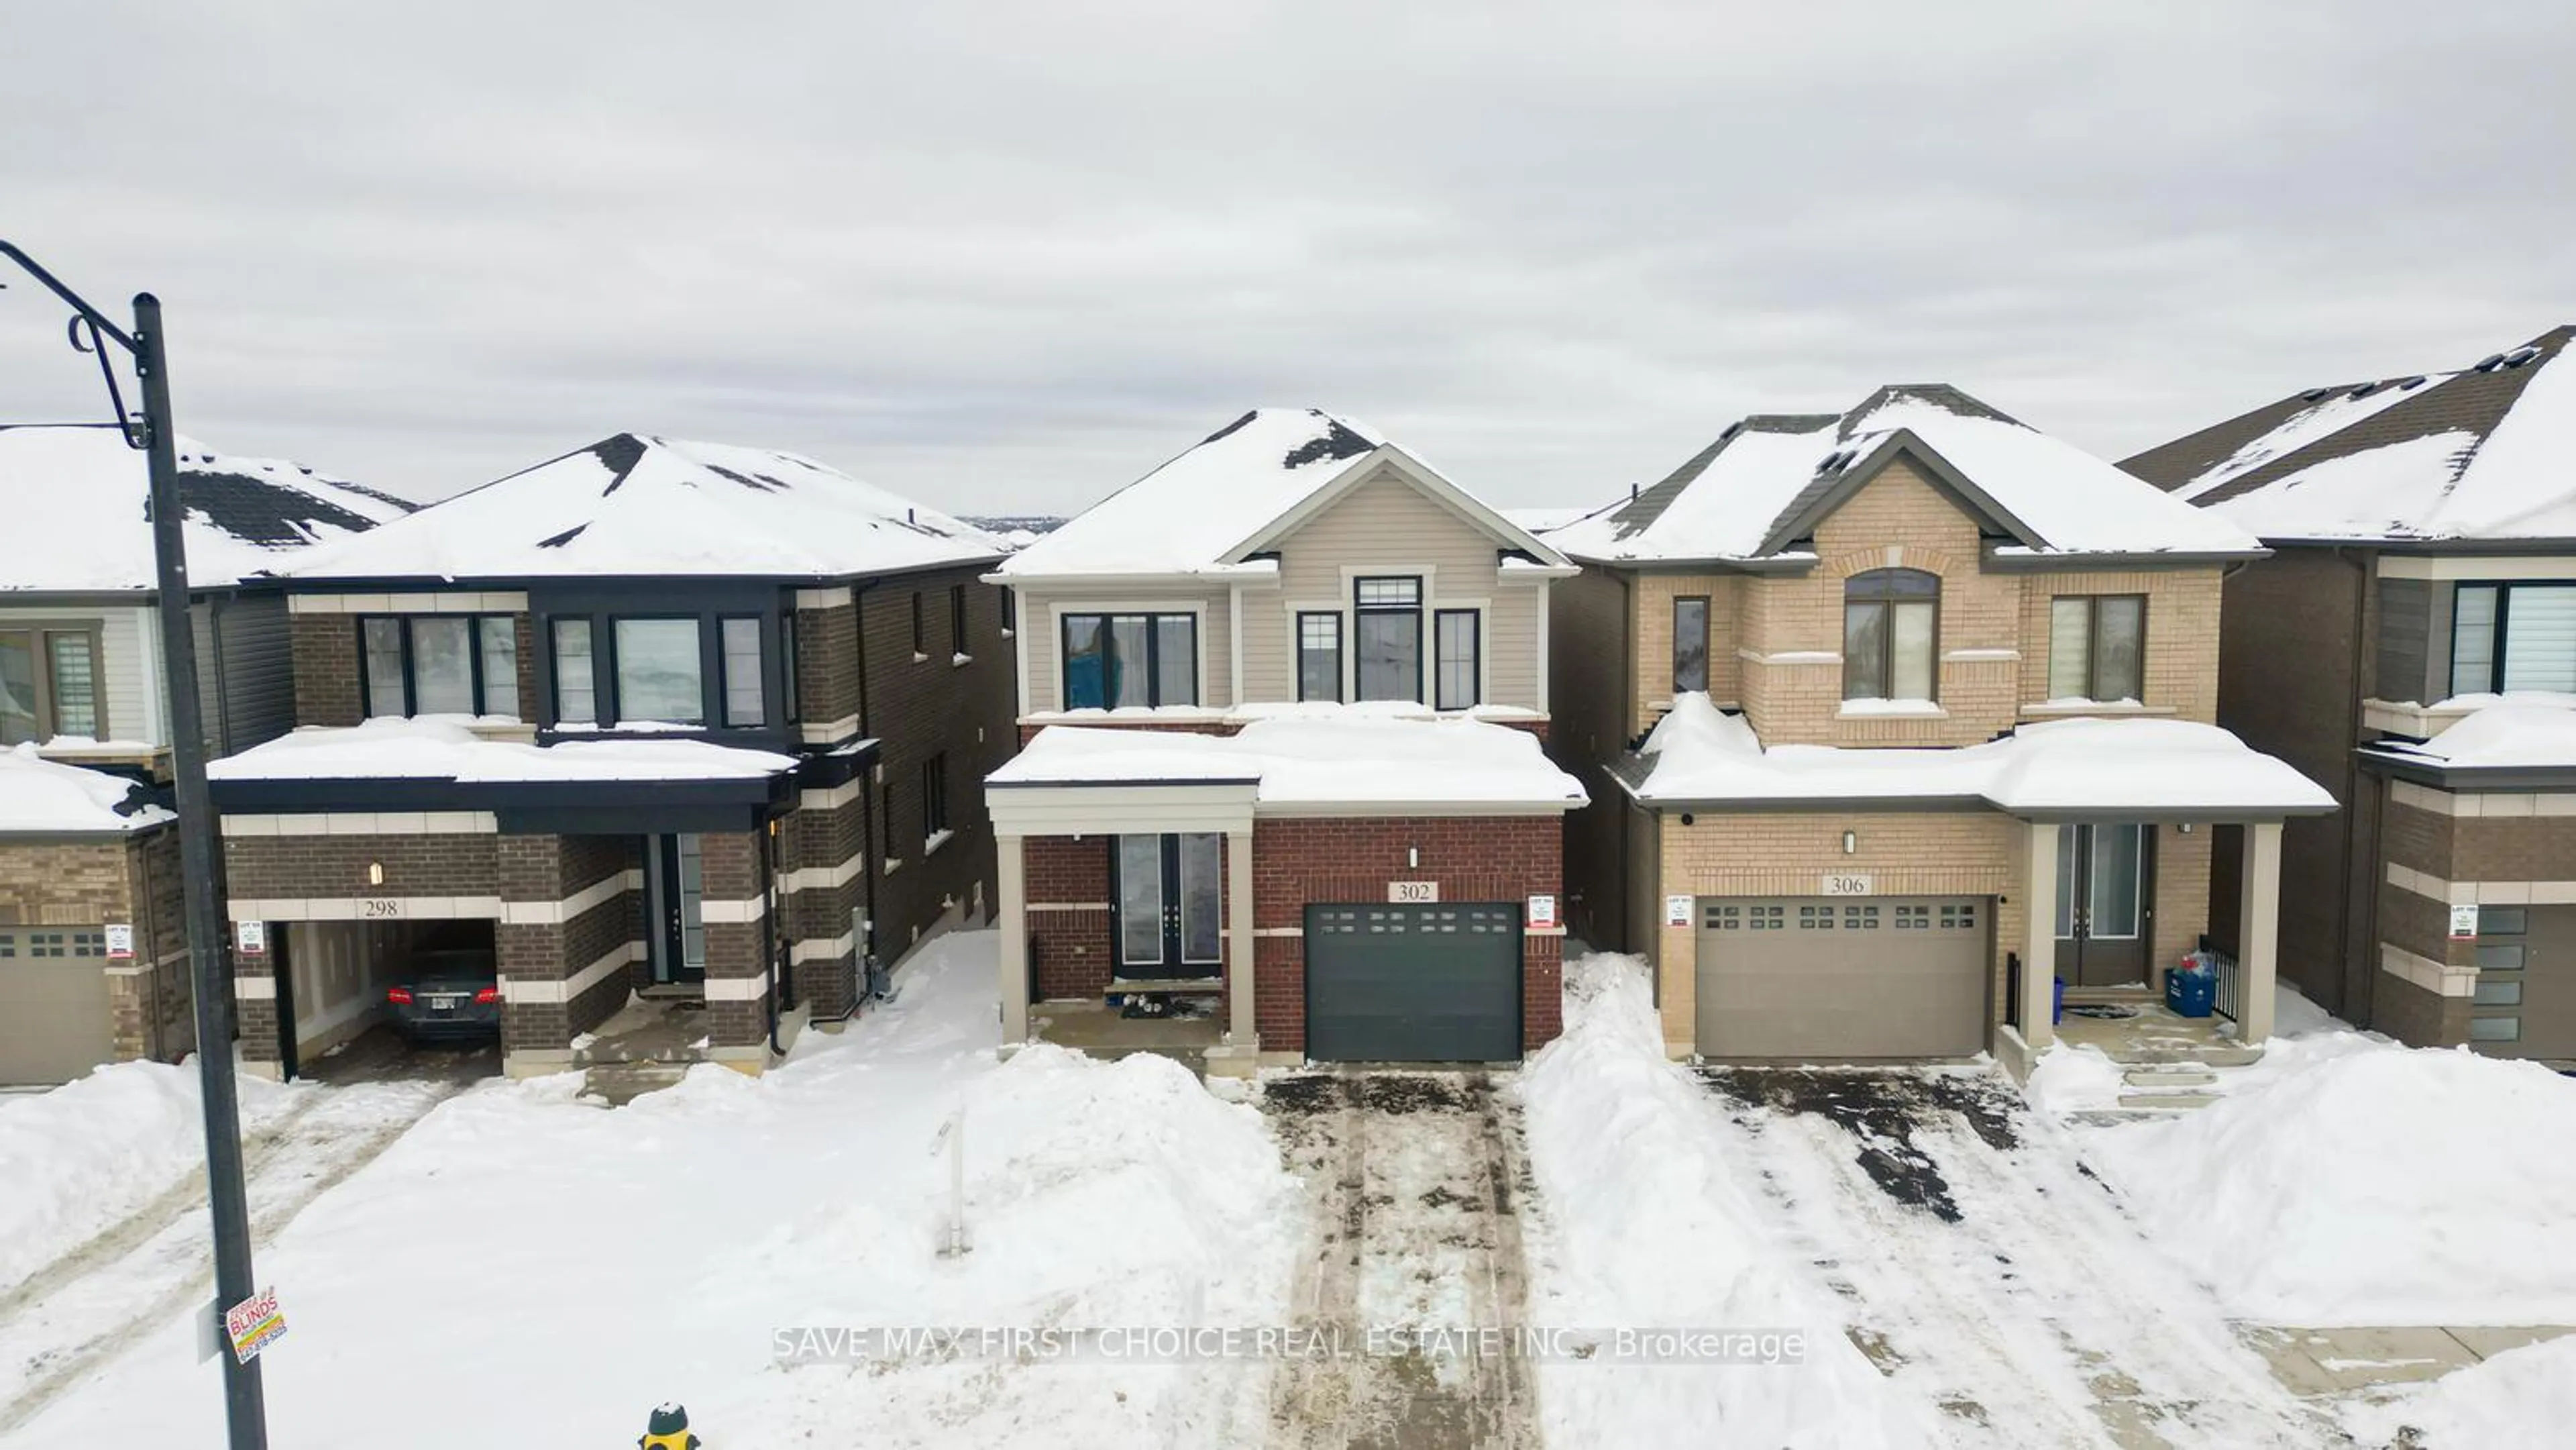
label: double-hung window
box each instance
[1434,609,1481,711]
[718,617,765,727]
[552,619,599,725]
[1672,597,1710,694]
[1354,576,1423,703]
[2047,595,2146,702]
[922,752,950,844]
[1297,612,1343,703]
[1842,568,1938,702]
[611,618,705,725]
[0,627,102,743]
[1061,613,1197,709]
[2453,582,2576,695]
[360,615,518,719]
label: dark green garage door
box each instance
[1305,902,1521,1062]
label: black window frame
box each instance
[1059,611,1199,709]
[949,584,969,658]
[606,614,709,727]
[1296,611,1344,703]
[355,613,519,720]
[1841,568,1941,703]
[999,584,1016,639]
[717,614,766,728]
[551,617,598,725]
[911,592,926,657]
[2451,580,2576,696]
[1672,595,1710,695]
[780,608,800,725]
[1353,575,1425,704]
[0,624,106,743]
[2048,594,2148,702]
[921,752,950,842]
[1434,608,1481,711]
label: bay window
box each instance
[1843,568,1939,702]
[358,615,517,719]
[1062,612,1197,709]
[2047,595,2146,702]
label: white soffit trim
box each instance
[792,586,855,608]
[220,811,501,837]
[288,591,529,615]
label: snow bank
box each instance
[9,933,1303,1449]
[2088,1047,2576,1325]
[2343,1335,2576,1449]
[1515,953,1935,1447]
[998,712,1586,810]
[0,1061,292,1297]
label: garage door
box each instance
[1305,903,1521,1062]
[1696,897,1987,1059]
[0,927,115,1086]
[2463,904,2576,1061]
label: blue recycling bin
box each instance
[2051,976,2065,1025]
[2165,964,2216,1019]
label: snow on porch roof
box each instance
[282,433,1008,582]
[989,714,1589,811]
[0,743,175,834]
[0,423,412,592]
[1625,694,2335,817]
[206,718,798,784]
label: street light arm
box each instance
[0,241,142,354]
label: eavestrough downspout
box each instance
[2333,545,2372,1020]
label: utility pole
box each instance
[3,246,268,1448]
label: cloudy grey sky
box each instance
[4,1,2569,514]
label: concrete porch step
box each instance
[2100,1041,2264,1068]
[2122,1065,2219,1089]
[2116,1090,2223,1110]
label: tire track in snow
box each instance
[0,1079,458,1436]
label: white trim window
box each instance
[2047,595,2145,702]
[1354,576,1424,703]
[1297,611,1342,703]
[1434,608,1480,710]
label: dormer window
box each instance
[1843,568,1938,702]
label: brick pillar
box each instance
[233,934,282,1071]
[782,796,862,1019]
[698,830,773,1056]
[497,834,574,1066]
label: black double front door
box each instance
[1113,833,1223,979]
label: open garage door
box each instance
[0,927,113,1086]
[1695,897,1988,1060]
[1305,902,1521,1062]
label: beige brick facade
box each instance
[0,831,195,1070]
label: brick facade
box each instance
[2374,782,2576,1053]
[1024,834,1113,999]
[0,830,195,1069]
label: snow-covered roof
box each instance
[0,743,174,833]
[2363,697,2576,774]
[1625,694,2333,816]
[1550,387,2263,566]
[996,408,1565,578]
[2123,325,2576,543]
[0,423,412,592]
[282,434,1007,583]
[206,718,797,784]
[991,714,1587,811]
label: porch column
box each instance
[997,831,1028,1048]
[2021,821,2059,1049]
[1226,827,1256,1045]
[2236,821,2282,1043]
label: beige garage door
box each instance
[1695,897,1988,1059]
[0,927,115,1086]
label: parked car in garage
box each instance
[386,944,502,1043]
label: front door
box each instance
[2055,823,2152,987]
[647,833,708,985]
[1112,833,1223,980]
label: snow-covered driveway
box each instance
[1701,1067,2332,1449]
[1263,1071,1539,1450]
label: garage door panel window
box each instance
[0,627,103,743]
[1843,568,1939,703]
[360,615,519,720]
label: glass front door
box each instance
[648,833,708,985]
[1113,833,1224,979]
[2054,823,2151,986]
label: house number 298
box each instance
[360,898,402,920]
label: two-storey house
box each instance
[0,422,411,1084]
[984,409,1587,1074]
[203,434,1016,1078]
[1545,386,2333,1075]
[2125,324,2576,1063]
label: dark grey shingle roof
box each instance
[1606,414,1838,540]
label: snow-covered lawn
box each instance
[1515,953,1939,1447]
[8,931,1302,1448]
[2059,994,2576,1328]
[2343,1334,2576,1447]
[0,1060,299,1300]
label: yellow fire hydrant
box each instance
[639,1402,702,1449]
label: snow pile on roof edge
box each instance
[206,718,798,783]
[996,714,1587,809]
[0,743,174,832]
[2373,698,2576,771]
[1515,953,1939,1447]
[2086,1046,2576,1325]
